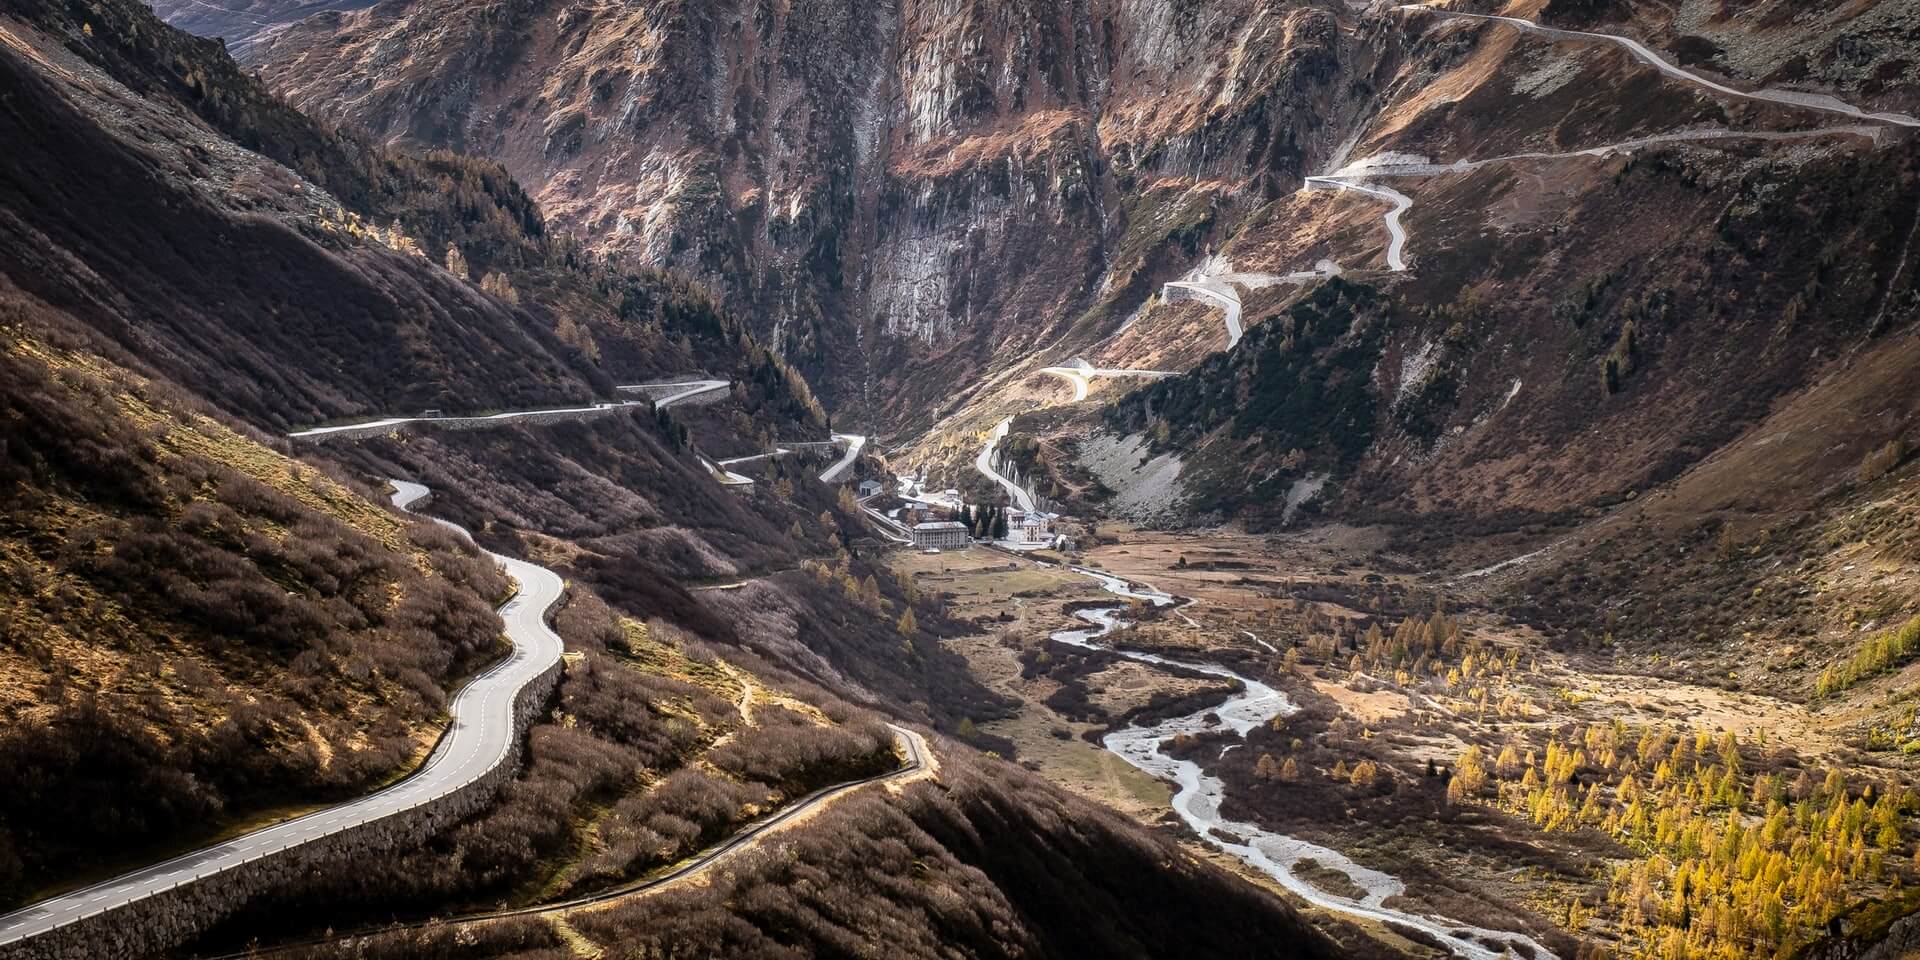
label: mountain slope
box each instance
[0,299,509,908]
[0,6,594,428]
[0,0,826,924]
[247,0,1370,423]
[244,0,1920,512]
[0,4,1350,958]
[1,0,827,437]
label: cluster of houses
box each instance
[906,507,1054,551]
[861,475,1060,553]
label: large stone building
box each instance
[1016,513,1052,544]
[911,521,970,551]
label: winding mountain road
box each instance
[0,461,930,954]
[699,455,756,486]
[616,379,731,406]
[1301,176,1413,271]
[1038,361,1175,402]
[1332,125,1883,181]
[1304,124,1875,278]
[1163,263,1335,349]
[974,418,1037,512]
[717,447,792,468]
[1162,277,1250,347]
[288,401,641,439]
[290,379,730,440]
[191,724,934,960]
[285,380,863,492]
[1400,5,1920,129]
[1158,7,1915,317]
[0,480,566,952]
[1287,6,1918,281]
[818,433,866,483]
[699,431,863,487]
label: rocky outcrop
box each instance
[239,0,1920,544]
[248,0,1362,422]
[1803,910,1920,960]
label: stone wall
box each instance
[290,406,636,445]
[668,388,730,408]
[615,382,731,407]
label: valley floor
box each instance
[892,524,1920,960]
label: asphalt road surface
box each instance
[191,724,934,959]
[290,380,729,439]
[1402,5,1920,128]
[973,418,1036,512]
[0,481,565,952]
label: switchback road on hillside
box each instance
[714,441,874,487]
[818,433,866,483]
[700,455,756,486]
[1400,5,1920,129]
[284,380,865,491]
[704,432,864,486]
[1162,277,1246,346]
[0,481,566,953]
[1302,124,1876,279]
[717,447,792,467]
[615,379,731,406]
[974,418,1036,512]
[1300,176,1413,271]
[1160,5,1911,341]
[1329,125,1884,181]
[1039,361,1176,402]
[1163,263,1334,349]
[195,725,935,959]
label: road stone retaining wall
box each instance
[2,659,563,960]
[291,407,635,445]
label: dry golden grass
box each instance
[0,333,520,902]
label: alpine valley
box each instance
[1,0,1918,958]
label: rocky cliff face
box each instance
[242,0,1920,539]
[249,0,1370,424]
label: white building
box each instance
[1016,512,1051,544]
[911,521,970,551]
[857,479,885,498]
[1003,509,1051,544]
